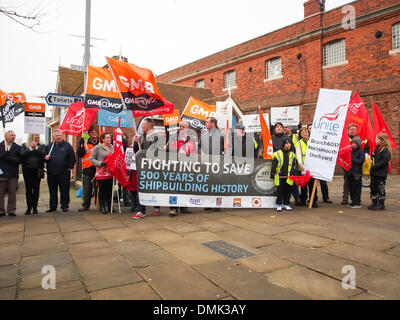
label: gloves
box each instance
[100,162,106,167]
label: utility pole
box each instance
[83,0,91,92]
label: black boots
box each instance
[368,199,377,210]
[368,199,385,211]
[100,199,108,214]
[25,207,32,215]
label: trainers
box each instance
[284,205,292,211]
[132,212,146,219]
[341,200,348,205]
[276,204,282,212]
[169,209,178,217]
[154,208,161,216]
[347,204,362,209]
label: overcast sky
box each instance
[0,0,352,142]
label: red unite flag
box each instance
[373,102,397,150]
[59,102,97,136]
[113,116,124,152]
[336,123,352,171]
[104,147,130,187]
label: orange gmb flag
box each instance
[106,57,173,117]
[163,109,180,127]
[180,96,216,131]
[0,91,26,124]
[259,107,273,159]
[84,65,124,113]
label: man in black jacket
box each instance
[76,126,99,212]
[0,130,21,217]
[45,129,76,213]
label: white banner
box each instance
[24,117,46,134]
[124,147,136,170]
[215,100,232,129]
[242,113,269,133]
[304,89,351,181]
[271,106,299,126]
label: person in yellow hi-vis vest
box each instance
[270,138,296,212]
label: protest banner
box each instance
[106,57,173,117]
[215,99,232,130]
[24,102,45,134]
[59,102,98,135]
[270,106,299,126]
[180,97,216,131]
[124,147,136,170]
[163,109,180,134]
[242,113,270,133]
[136,150,276,208]
[98,109,134,128]
[304,89,351,182]
[0,91,26,125]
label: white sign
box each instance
[304,89,351,181]
[24,117,46,134]
[271,106,300,126]
[242,113,270,133]
[215,100,232,129]
[124,148,136,170]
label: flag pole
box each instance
[308,179,318,209]
[110,177,115,214]
[107,57,137,135]
[0,105,6,151]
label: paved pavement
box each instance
[0,175,400,300]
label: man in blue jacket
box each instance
[0,130,21,217]
[45,130,76,212]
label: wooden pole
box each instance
[308,179,318,209]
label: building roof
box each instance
[57,66,84,95]
[157,82,214,112]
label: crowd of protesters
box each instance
[0,117,393,218]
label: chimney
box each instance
[304,0,325,18]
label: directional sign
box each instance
[45,93,84,107]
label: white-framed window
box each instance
[195,79,205,88]
[323,39,346,66]
[224,70,236,89]
[266,57,282,80]
[393,22,400,50]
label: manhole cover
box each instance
[201,240,256,259]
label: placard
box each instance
[270,106,299,126]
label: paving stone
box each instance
[56,217,93,233]
[260,241,374,280]
[265,265,362,299]
[138,261,228,300]
[182,231,222,243]
[357,271,400,299]
[143,230,185,244]
[350,293,384,300]
[88,219,126,230]
[159,240,227,265]
[98,228,143,242]
[0,265,18,288]
[63,230,103,245]
[20,252,79,289]
[24,223,60,236]
[0,222,24,233]
[127,219,165,232]
[162,222,205,234]
[237,253,293,273]
[0,231,24,244]
[0,243,21,266]
[68,241,115,259]
[218,216,290,236]
[18,281,89,300]
[90,282,161,300]
[196,220,239,233]
[114,240,177,268]
[290,223,397,251]
[83,214,113,223]
[25,217,55,225]
[22,233,66,257]
[75,254,142,292]
[319,243,400,275]
[193,260,306,300]
[216,228,280,248]
[385,246,400,257]
[0,286,16,300]
[276,230,334,248]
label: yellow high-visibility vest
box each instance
[272,150,294,186]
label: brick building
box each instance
[157,0,400,173]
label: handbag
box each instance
[38,168,45,179]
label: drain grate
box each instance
[201,240,256,259]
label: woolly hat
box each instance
[351,135,362,147]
